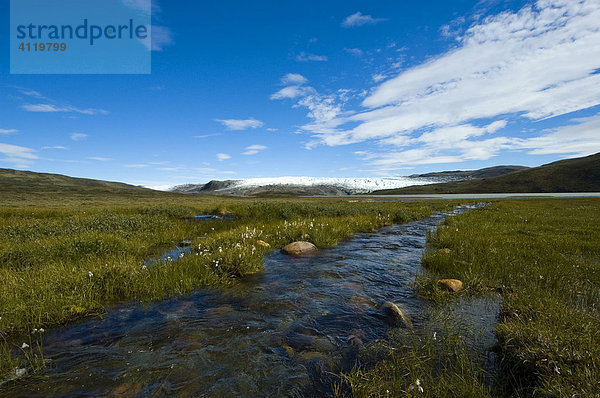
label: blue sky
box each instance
[1,0,600,189]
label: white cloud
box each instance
[281,73,308,85]
[285,0,600,166]
[296,52,328,62]
[0,142,38,168]
[215,118,264,130]
[0,129,17,134]
[70,133,88,141]
[216,153,231,161]
[271,85,309,100]
[341,12,387,28]
[123,0,173,51]
[271,75,354,146]
[22,104,109,115]
[42,145,68,150]
[139,25,174,51]
[17,88,45,99]
[439,16,466,39]
[88,157,113,161]
[243,145,267,155]
[345,48,364,57]
[514,114,600,157]
[124,164,148,168]
[372,74,387,83]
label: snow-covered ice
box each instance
[221,176,437,193]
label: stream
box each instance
[1,204,499,397]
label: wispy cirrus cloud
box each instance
[41,145,68,150]
[514,114,600,158]
[344,48,364,57]
[122,0,174,51]
[14,87,109,115]
[141,25,174,51]
[341,12,387,28]
[270,73,353,141]
[88,157,113,161]
[243,145,267,155]
[372,73,387,83]
[278,0,600,168]
[0,129,18,134]
[22,104,109,115]
[70,133,88,141]
[0,142,38,168]
[17,88,45,99]
[124,164,149,168]
[296,52,328,62]
[216,153,231,161]
[215,118,264,131]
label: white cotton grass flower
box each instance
[88,271,94,278]
[408,379,424,394]
[21,343,29,349]
[14,368,27,378]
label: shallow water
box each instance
[1,204,497,397]
[360,192,600,200]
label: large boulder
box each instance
[438,279,464,292]
[381,301,413,328]
[281,241,317,256]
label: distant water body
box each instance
[358,192,600,200]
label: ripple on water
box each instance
[1,204,498,397]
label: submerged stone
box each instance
[347,335,363,346]
[282,344,295,358]
[381,301,413,328]
[281,241,318,256]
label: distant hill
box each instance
[0,168,158,196]
[374,153,600,194]
[410,165,529,180]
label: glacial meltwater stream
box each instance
[1,204,500,397]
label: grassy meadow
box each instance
[2,185,599,397]
[342,198,600,397]
[0,190,454,381]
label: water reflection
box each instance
[1,205,496,397]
